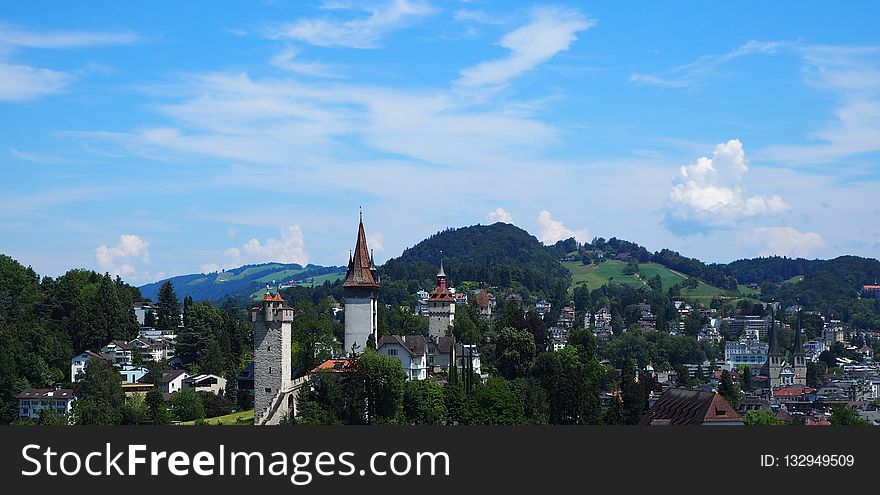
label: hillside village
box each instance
[4,220,880,426]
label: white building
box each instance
[183,374,228,396]
[17,388,75,420]
[724,337,769,368]
[156,369,190,394]
[377,335,428,381]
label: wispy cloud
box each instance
[0,22,142,102]
[0,22,142,49]
[456,6,594,88]
[758,44,880,166]
[269,46,339,77]
[267,0,434,48]
[0,62,73,101]
[630,40,785,88]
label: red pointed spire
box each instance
[343,214,379,288]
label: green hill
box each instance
[140,263,346,303]
[565,260,737,300]
[380,223,570,298]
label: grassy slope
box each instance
[564,260,759,300]
[178,410,254,426]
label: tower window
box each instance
[269,366,272,374]
[267,346,271,352]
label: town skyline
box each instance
[2,1,879,286]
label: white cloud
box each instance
[367,232,384,253]
[269,46,338,77]
[95,234,150,278]
[536,210,588,244]
[0,62,73,101]
[745,227,826,258]
[269,0,434,49]
[487,207,513,223]
[0,23,141,49]
[0,23,142,102]
[200,263,221,274]
[456,6,594,87]
[241,225,309,265]
[664,139,789,235]
[758,44,880,165]
[630,40,785,88]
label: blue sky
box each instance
[1,0,879,285]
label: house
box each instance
[70,350,112,382]
[101,340,134,365]
[17,388,75,420]
[476,290,493,317]
[118,364,149,384]
[152,369,189,394]
[639,388,744,426]
[183,374,227,396]
[377,335,428,381]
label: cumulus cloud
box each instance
[241,225,309,265]
[456,6,594,88]
[537,210,588,244]
[487,207,513,223]
[95,234,150,278]
[200,263,221,274]
[269,0,434,49]
[663,139,789,235]
[367,232,384,253]
[745,227,826,258]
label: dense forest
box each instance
[381,222,571,306]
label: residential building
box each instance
[17,388,75,420]
[377,335,428,381]
[154,369,190,395]
[725,337,768,368]
[640,388,743,425]
[70,350,112,382]
[183,374,227,395]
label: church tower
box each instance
[793,310,807,386]
[343,213,380,355]
[253,287,294,424]
[428,257,455,339]
[766,313,783,390]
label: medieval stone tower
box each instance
[253,288,294,424]
[343,213,380,355]
[427,258,455,339]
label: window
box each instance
[265,387,272,393]
[267,346,271,352]
[269,366,272,374]
[387,348,398,356]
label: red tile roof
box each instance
[343,219,379,288]
[312,359,354,373]
[773,387,814,398]
[640,388,743,425]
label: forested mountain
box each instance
[140,263,345,303]
[380,223,571,301]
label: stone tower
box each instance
[252,287,294,424]
[343,213,380,355]
[428,258,455,339]
[793,311,807,386]
[765,315,783,390]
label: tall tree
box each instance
[494,326,536,380]
[72,357,124,425]
[156,281,180,333]
[621,370,646,425]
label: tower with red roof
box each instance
[252,285,294,424]
[427,257,456,338]
[343,212,380,355]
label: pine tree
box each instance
[157,282,180,333]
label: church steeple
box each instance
[769,312,780,356]
[794,309,804,356]
[343,213,379,289]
